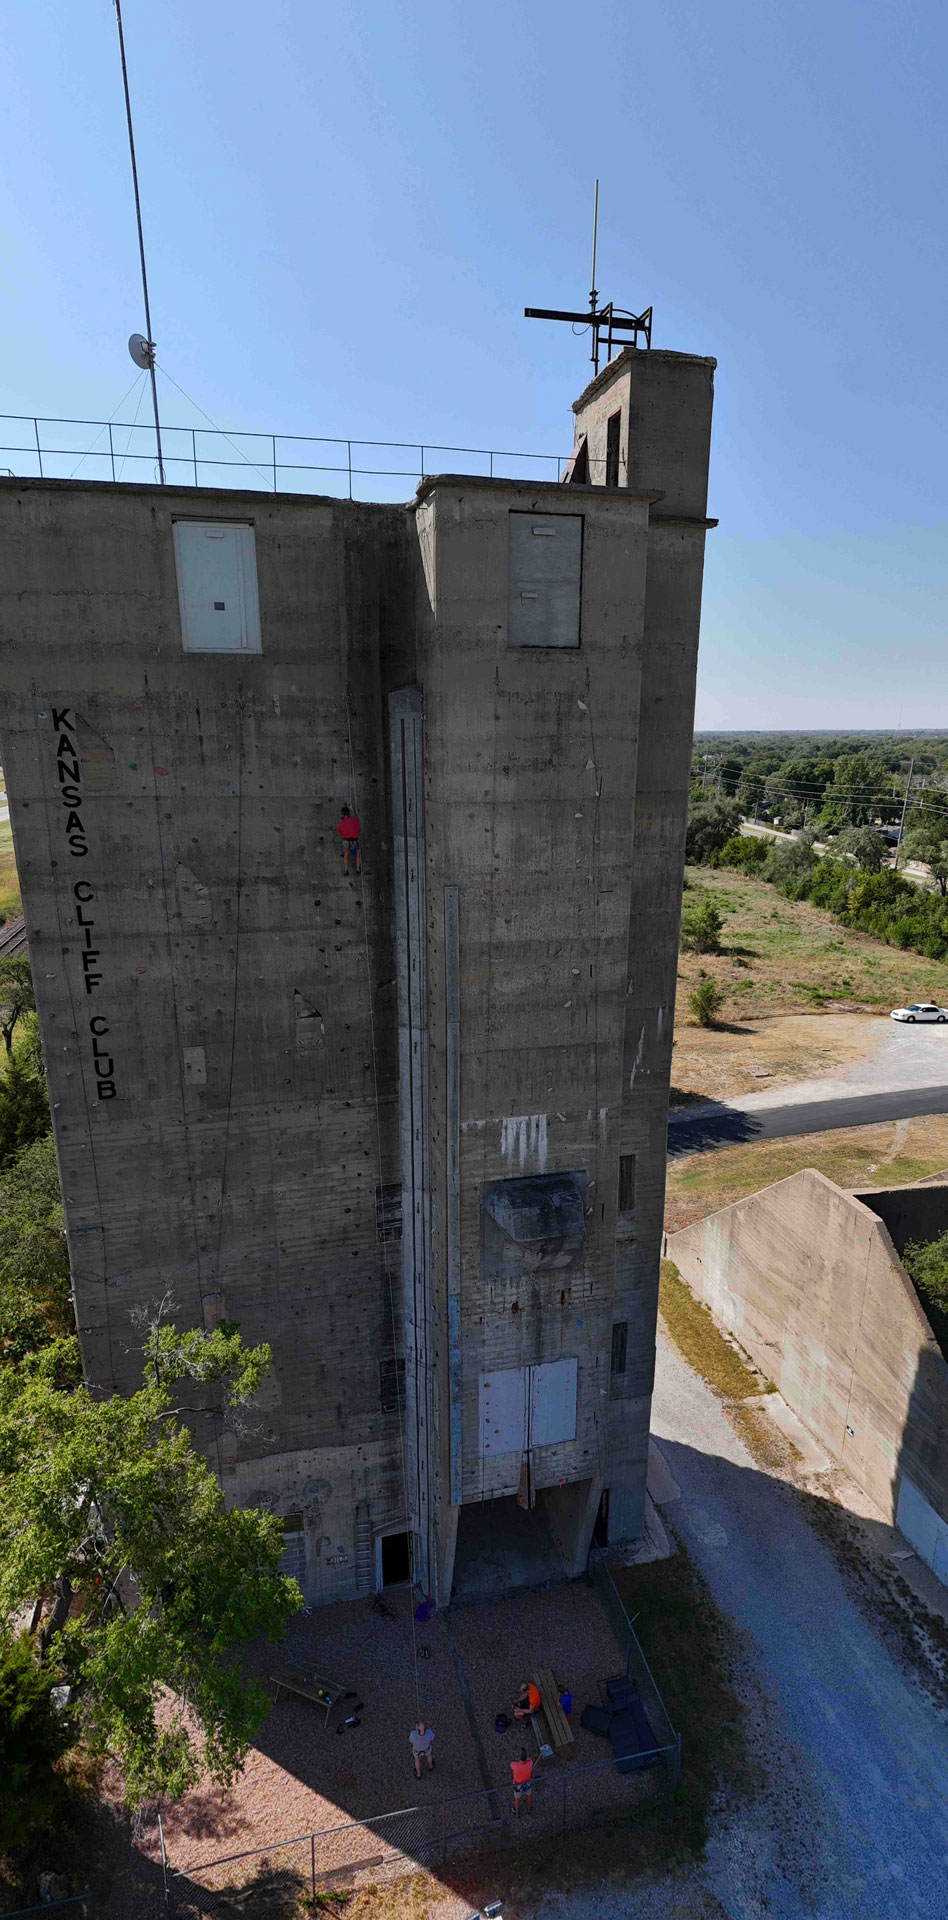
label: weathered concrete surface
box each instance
[0,348,715,1604]
[667,1171,948,1561]
[856,1179,948,1254]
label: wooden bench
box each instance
[270,1662,349,1727]
[530,1667,575,1757]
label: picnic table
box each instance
[529,1666,575,1758]
[270,1661,350,1727]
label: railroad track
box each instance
[0,913,27,960]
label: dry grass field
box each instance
[672,864,948,1103]
[664,1112,948,1233]
[0,816,20,923]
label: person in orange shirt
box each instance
[513,1681,541,1721]
[510,1748,534,1813]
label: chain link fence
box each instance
[160,1745,676,1912]
[588,1552,682,1786]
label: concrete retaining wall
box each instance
[666,1173,948,1571]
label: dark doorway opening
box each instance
[379,1530,412,1589]
[605,411,621,487]
[592,1489,610,1549]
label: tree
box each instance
[903,823,948,896]
[0,956,34,1057]
[0,1055,51,1170]
[765,832,818,892]
[680,901,724,954]
[0,1134,72,1363]
[0,1323,302,1804]
[0,1632,73,1850]
[837,826,887,872]
[685,798,742,865]
[689,977,724,1027]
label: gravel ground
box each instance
[132,1572,657,1908]
[527,1325,948,1920]
[701,1017,948,1116]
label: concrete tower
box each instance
[0,347,714,1605]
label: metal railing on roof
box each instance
[0,415,567,502]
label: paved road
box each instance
[668,1080,948,1156]
[533,1328,948,1920]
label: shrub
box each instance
[680,901,724,954]
[689,977,724,1027]
[710,833,768,871]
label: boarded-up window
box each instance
[379,1355,406,1414]
[618,1154,636,1215]
[376,1184,402,1243]
[508,511,582,649]
[605,411,621,487]
[611,1321,628,1375]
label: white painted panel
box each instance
[508,511,582,648]
[478,1368,527,1457]
[530,1357,578,1447]
[896,1474,948,1585]
[173,520,261,653]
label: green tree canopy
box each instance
[903,822,948,896]
[837,825,887,872]
[0,1054,51,1170]
[685,799,742,866]
[0,956,34,1058]
[0,1324,301,1804]
[0,1133,71,1363]
[901,1232,948,1359]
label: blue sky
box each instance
[3,0,947,728]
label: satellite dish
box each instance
[128,332,155,370]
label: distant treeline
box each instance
[691,733,948,837]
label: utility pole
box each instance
[894,757,915,871]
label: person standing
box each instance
[510,1749,534,1814]
[409,1720,434,1779]
[337,805,361,875]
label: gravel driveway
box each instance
[530,1325,948,1920]
[704,1017,948,1116]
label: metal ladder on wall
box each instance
[354,1504,374,1594]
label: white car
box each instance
[890,1002,948,1023]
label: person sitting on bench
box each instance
[513,1680,541,1721]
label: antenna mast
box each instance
[113,0,165,483]
[589,179,599,365]
[525,180,652,375]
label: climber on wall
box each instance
[337,804,361,875]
